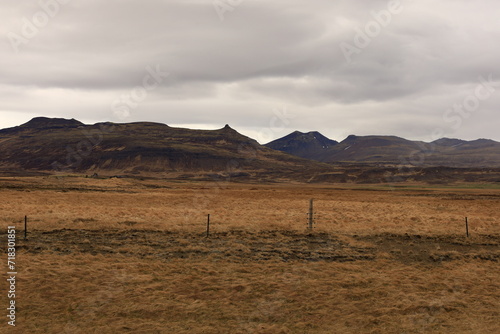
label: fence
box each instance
[15,200,481,239]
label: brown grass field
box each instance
[1,176,499,333]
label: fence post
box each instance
[24,215,27,240]
[206,214,210,238]
[308,199,314,229]
[465,217,469,238]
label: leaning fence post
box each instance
[465,217,469,238]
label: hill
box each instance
[266,132,500,168]
[264,131,338,161]
[0,117,332,180]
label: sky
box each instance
[1,0,499,144]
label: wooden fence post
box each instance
[465,217,469,238]
[308,199,314,229]
[206,214,210,238]
[24,215,27,240]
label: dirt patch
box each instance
[355,233,500,263]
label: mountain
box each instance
[323,135,432,164]
[22,116,84,129]
[0,117,332,180]
[266,132,500,168]
[426,138,500,167]
[265,131,338,160]
[1,118,500,182]
[431,138,467,147]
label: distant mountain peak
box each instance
[265,130,338,160]
[219,124,242,135]
[21,117,84,129]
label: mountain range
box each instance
[1,117,500,183]
[265,131,500,168]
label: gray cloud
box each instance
[1,0,499,143]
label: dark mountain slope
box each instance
[0,118,333,179]
[265,131,338,160]
[267,132,500,167]
[324,135,427,163]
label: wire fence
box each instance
[10,199,498,237]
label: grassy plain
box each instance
[0,176,499,333]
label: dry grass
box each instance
[9,254,500,334]
[0,177,499,235]
[0,176,499,333]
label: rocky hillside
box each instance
[0,117,332,179]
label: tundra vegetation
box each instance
[0,176,498,333]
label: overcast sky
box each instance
[1,0,499,143]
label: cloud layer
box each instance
[1,0,499,143]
